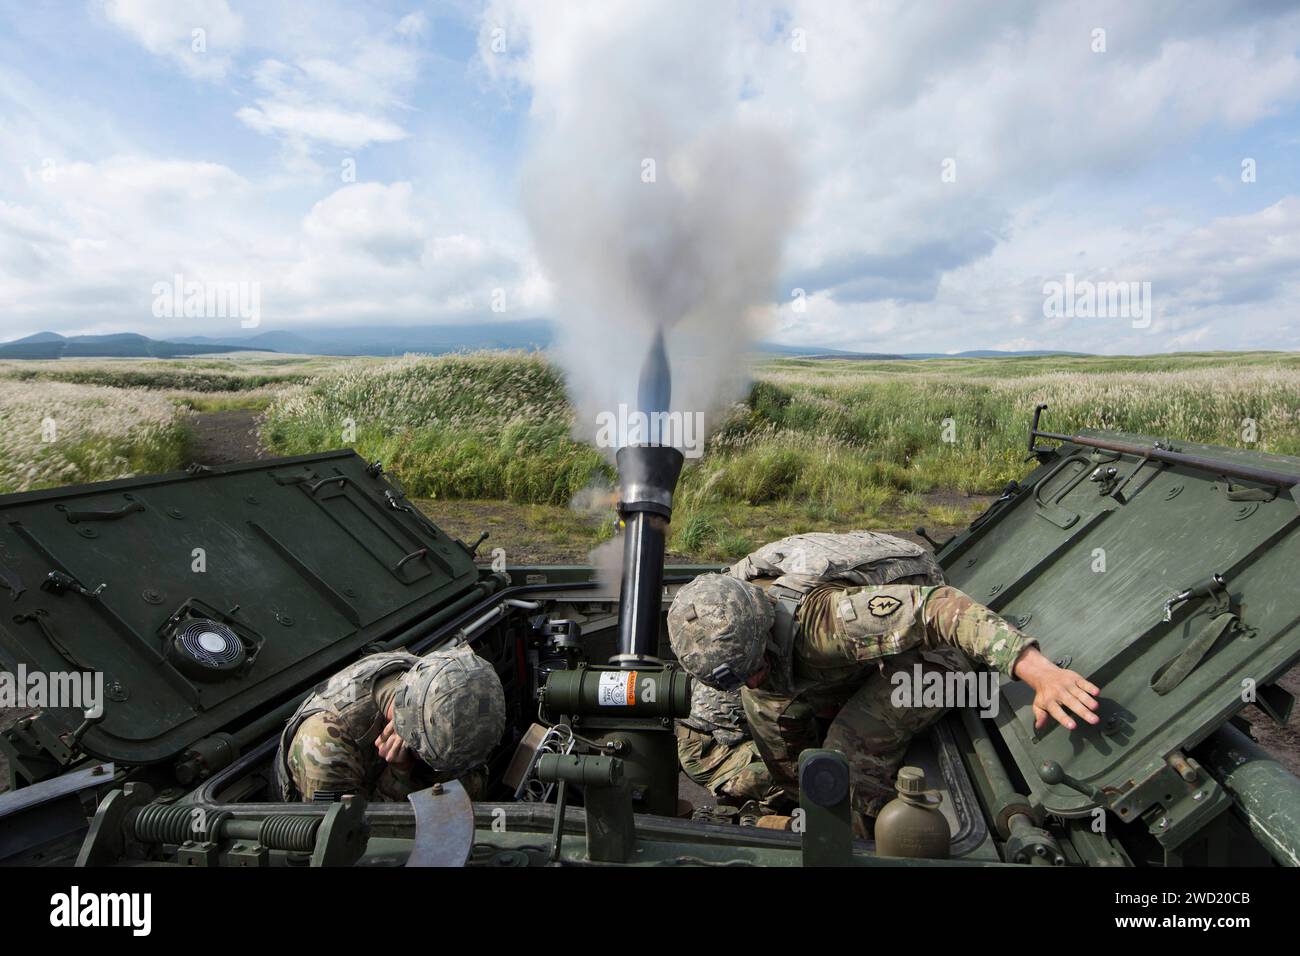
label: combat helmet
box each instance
[668,573,774,691]
[392,644,506,774]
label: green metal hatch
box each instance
[940,428,1300,846]
[0,451,479,771]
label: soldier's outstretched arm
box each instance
[1010,646,1101,731]
[837,584,1101,731]
[916,585,1101,730]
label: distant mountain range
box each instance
[0,331,262,360]
[0,324,1092,361]
[169,320,554,356]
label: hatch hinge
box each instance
[1254,682,1296,727]
[1112,756,1230,850]
[0,712,78,788]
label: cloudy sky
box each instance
[1,0,1298,353]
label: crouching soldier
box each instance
[275,644,505,802]
[667,531,1100,834]
[676,681,782,813]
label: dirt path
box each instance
[1240,668,1300,778]
[185,409,268,466]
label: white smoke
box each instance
[479,1,802,455]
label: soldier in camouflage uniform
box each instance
[668,531,1101,832]
[274,644,506,803]
[676,682,781,811]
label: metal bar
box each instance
[1197,723,1300,867]
[1032,429,1299,488]
[957,709,1031,837]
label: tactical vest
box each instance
[274,651,421,801]
[728,532,945,695]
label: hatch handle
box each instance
[1032,453,1094,529]
[1151,611,1239,696]
[56,500,145,524]
[467,531,490,557]
[13,608,94,671]
[305,475,352,496]
[392,548,430,575]
[1037,760,1106,804]
[1216,478,1279,502]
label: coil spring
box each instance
[132,804,319,852]
[131,804,199,844]
[259,814,321,852]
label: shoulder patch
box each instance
[867,595,903,618]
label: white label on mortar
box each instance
[597,670,637,706]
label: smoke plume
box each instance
[482,1,802,453]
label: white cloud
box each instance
[236,101,407,150]
[282,182,533,321]
[101,0,244,79]
[102,1,423,153]
[235,23,424,153]
[0,156,537,337]
[396,12,427,39]
[477,0,1300,353]
[746,1,1300,302]
[775,195,1300,354]
[7,1,1300,355]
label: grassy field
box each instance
[0,378,187,493]
[258,349,1300,559]
[4,349,1299,560]
[0,354,329,493]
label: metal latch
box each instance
[1161,573,1226,622]
[40,570,106,599]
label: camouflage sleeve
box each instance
[287,712,367,800]
[834,585,1037,678]
[917,586,1037,676]
[373,762,422,802]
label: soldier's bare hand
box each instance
[1013,648,1101,731]
[375,701,415,769]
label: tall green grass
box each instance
[0,380,190,494]
[259,350,1300,530]
[260,352,612,503]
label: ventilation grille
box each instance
[168,619,246,679]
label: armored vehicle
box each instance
[1,405,1298,868]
